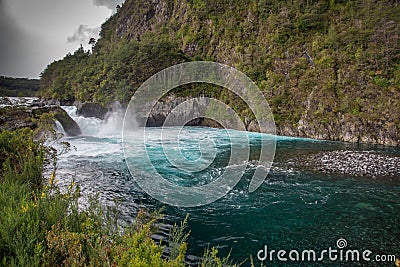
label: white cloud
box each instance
[0,0,119,78]
[93,0,124,11]
[67,25,100,45]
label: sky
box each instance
[0,0,124,79]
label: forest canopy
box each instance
[0,76,39,97]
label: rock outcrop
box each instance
[45,107,81,136]
[277,114,399,147]
[74,102,108,120]
[135,97,235,129]
[0,106,81,136]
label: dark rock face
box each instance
[276,115,399,147]
[134,96,248,131]
[41,99,60,106]
[246,120,260,132]
[75,102,108,120]
[116,0,171,41]
[134,96,190,127]
[134,97,231,128]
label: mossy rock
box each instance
[52,108,81,136]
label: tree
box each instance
[89,38,97,53]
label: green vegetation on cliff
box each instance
[40,0,400,145]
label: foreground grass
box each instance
[0,129,238,266]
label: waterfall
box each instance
[54,120,66,135]
[62,106,125,137]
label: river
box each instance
[55,106,399,266]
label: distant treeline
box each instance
[0,76,39,97]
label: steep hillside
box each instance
[39,0,400,145]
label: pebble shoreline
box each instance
[305,150,400,177]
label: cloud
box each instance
[93,0,124,11]
[67,25,100,45]
[0,0,116,78]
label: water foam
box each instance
[62,106,126,137]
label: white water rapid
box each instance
[61,106,125,137]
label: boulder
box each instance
[45,99,60,106]
[52,108,81,136]
[32,106,81,136]
[75,102,107,120]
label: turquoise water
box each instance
[57,126,400,266]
